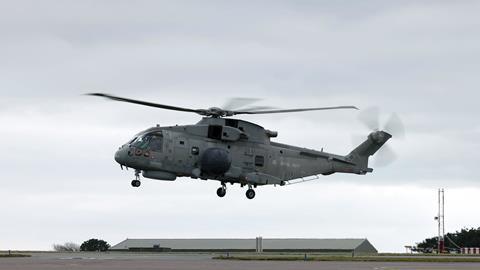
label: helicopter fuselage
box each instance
[114,117,389,188]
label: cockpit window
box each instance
[132,135,151,149]
[131,132,163,151]
[128,137,137,144]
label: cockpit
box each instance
[129,132,164,152]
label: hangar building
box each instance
[110,238,377,253]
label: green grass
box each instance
[213,255,480,263]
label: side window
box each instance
[208,125,223,140]
[255,155,264,167]
[149,135,163,152]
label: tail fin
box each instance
[347,131,392,173]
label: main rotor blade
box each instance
[86,93,203,114]
[233,106,358,115]
[237,105,276,112]
[222,97,261,111]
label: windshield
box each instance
[131,132,163,151]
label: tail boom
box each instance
[346,130,392,173]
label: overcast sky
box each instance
[1,0,480,252]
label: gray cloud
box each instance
[1,1,479,252]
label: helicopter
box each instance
[88,93,400,199]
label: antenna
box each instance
[436,188,445,254]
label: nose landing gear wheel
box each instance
[131,180,141,187]
[131,170,141,187]
[216,187,226,197]
[246,189,255,199]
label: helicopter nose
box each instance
[114,145,129,165]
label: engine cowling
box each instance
[200,147,231,176]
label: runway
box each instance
[1,252,480,270]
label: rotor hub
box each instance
[202,107,233,118]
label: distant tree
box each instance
[80,239,110,252]
[53,242,80,252]
[417,237,438,249]
[417,227,480,250]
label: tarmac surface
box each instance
[1,252,480,270]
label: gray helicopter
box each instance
[89,93,401,199]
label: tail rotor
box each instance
[356,107,405,167]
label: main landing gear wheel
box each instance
[246,189,255,199]
[131,180,141,187]
[217,183,227,197]
[216,187,226,197]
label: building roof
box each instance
[110,238,377,252]
[111,238,254,250]
[263,238,372,250]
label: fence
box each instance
[461,247,480,254]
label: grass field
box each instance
[214,254,480,263]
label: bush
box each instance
[53,242,80,252]
[417,227,480,250]
[80,239,110,252]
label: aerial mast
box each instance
[436,188,445,254]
